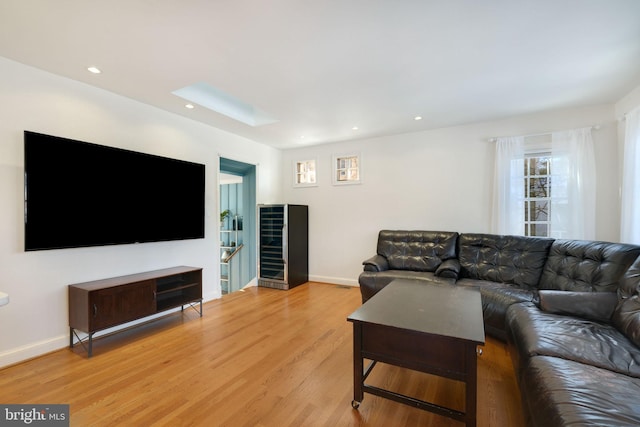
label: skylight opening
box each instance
[172,82,278,127]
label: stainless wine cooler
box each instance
[258,204,308,290]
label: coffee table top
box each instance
[348,279,485,344]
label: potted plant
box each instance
[220,209,231,229]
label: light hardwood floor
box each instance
[0,282,524,426]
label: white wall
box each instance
[282,104,619,286]
[615,83,640,119]
[0,57,282,367]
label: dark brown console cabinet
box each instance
[69,266,202,357]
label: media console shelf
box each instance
[69,266,202,357]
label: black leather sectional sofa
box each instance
[358,230,640,426]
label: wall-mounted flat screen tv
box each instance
[24,131,205,251]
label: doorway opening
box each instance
[219,157,257,294]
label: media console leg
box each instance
[88,333,94,358]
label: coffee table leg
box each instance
[465,344,479,427]
[352,323,363,409]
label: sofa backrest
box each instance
[377,230,458,272]
[612,256,640,348]
[458,233,554,288]
[539,240,640,292]
[619,255,640,299]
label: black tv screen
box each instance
[24,131,205,251]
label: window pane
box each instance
[529,157,550,175]
[529,177,549,198]
[530,201,548,221]
[528,157,538,175]
[531,223,548,237]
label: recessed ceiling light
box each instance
[87,67,101,74]
[185,103,195,109]
[414,116,423,121]
[352,126,359,131]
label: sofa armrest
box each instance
[538,290,618,323]
[435,259,461,279]
[362,255,389,272]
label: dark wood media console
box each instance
[69,266,202,357]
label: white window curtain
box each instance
[492,136,525,235]
[550,127,596,240]
[621,106,640,244]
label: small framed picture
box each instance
[293,159,317,187]
[332,153,361,185]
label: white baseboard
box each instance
[243,277,258,288]
[308,275,358,287]
[0,307,191,369]
[0,335,68,369]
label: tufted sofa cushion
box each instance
[376,230,458,272]
[613,295,640,348]
[539,240,640,292]
[456,278,538,341]
[458,233,553,289]
[507,302,640,378]
[520,355,640,426]
[612,256,640,347]
[618,255,640,299]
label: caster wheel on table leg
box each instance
[351,400,360,409]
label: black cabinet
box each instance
[90,280,156,331]
[258,204,308,290]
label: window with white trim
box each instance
[332,153,361,185]
[293,159,317,187]
[493,127,595,240]
[524,153,551,237]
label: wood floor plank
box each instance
[0,282,524,426]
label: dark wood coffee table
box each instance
[347,279,485,426]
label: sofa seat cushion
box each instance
[457,278,537,340]
[521,355,640,427]
[507,303,640,378]
[358,271,455,302]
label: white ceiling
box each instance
[1,0,639,149]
